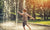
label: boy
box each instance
[17,9,35,30]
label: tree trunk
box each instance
[47,11,49,20]
[33,8,36,19]
[47,15,48,20]
[18,0,23,20]
[44,10,46,20]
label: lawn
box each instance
[18,19,50,25]
[28,20,50,25]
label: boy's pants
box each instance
[23,21,27,27]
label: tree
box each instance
[0,0,3,14]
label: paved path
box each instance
[0,22,50,30]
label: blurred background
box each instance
[0,0,50,30]
[0,0,50,24]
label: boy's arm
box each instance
[17,11,23,15]
[27,14,35,20]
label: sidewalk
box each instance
[0,22,50,30]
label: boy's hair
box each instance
[23,9,27,12]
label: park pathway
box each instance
[0,22,50,30]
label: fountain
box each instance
[2,0,25,30]
[14,0,19,30]
[23,0,26,9]
[3,0,8,22]
[2,0,19,30]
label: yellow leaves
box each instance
[31,5,33,8]
[35,13,40,15]
[11,12,16,15]
[36,17,41,19]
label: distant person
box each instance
[17,9,35,30]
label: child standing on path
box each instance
[18,9,35,30]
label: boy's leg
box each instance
[26,24,31,30]
[23,21,26,30]
[23,26,26,30]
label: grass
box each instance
[33,21,50,25]
[18,19,50,25]
[28,20,50,25]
